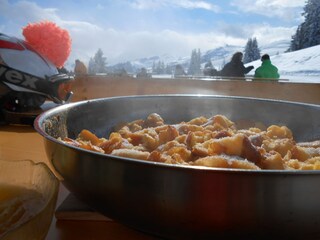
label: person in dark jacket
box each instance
[220,52,254,78]
[254,54,280,80]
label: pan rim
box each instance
[34,94,320,174]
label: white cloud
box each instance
[0,0,59,25]
[0,0,60,36]
[131,0,220,12]
[231,0,305,21]
[250,24,296,45]
[0,0,297,69]
[66,23,295,65]
[262,0,305,8]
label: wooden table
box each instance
[0,124,159,240]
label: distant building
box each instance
[174,64,186,77]
[136,68,151,78]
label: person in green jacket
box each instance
[254,54,280,80]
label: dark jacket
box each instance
[220,60,253,78]
[254,59,279,79]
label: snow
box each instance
[246,44,320,83]
[111,40,320,83]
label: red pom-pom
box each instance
[22,21,71,68]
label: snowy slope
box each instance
[201,45,243,70]
[127,41,292,72]
[259,40,290,56]
[247,44,320,76]
[109,40,320,82]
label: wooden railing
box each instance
[71,75,320,104]
[171,75,290,82]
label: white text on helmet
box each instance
[0,65,38,89]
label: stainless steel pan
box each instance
[34,95,320,239]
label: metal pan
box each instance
[34,95,320,239]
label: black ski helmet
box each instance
[0,32,73,109]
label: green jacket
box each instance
[254,59,280,79]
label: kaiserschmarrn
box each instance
[62,113,320,170]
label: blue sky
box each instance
[0,0,306,67]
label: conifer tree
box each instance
[152,61,156,74]
[243,37,260,63]
[289,0,320,51]
[90,48,107,74]
[196,49,202,75]
[88,57,96,74]
[188,49,201,75]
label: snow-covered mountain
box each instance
[111,45,244,72]
[259,40,290,56]
[199,40,291,71]
[201,45,244,70]
[109,40,320,82]
[111,40,291,72]
[130,54,189,71]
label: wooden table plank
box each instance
[0,125,159,240]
